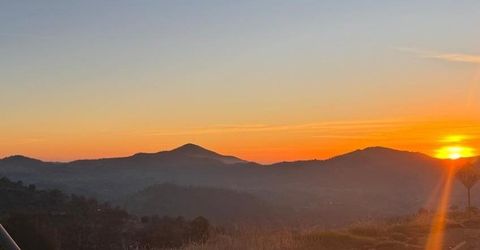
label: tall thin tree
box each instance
[456,162,480,212]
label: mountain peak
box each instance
[169,143,246,164]
[325,146,432,164]
[359,146,429,157]
[171,143,212,154]
[360,146,402,153]
[1,155,43,164]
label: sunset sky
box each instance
[1,1,480,163]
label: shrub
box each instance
[297,231,375,250]
[374,240,415,250]
[348,222,385,238]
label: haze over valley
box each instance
[2,1,480,249]
[1,144,477,227]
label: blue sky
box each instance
[1,1,480,162]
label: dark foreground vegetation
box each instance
[180,209,480,250]
[3,175,480,249]
[0,177,210,250]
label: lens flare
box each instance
[435,146,476,160]
[427,136,477,249]
[439,135,469,143]
[425,163,457,250]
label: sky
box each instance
[1,0,480,163]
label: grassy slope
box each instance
[182,211,480,250]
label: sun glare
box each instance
[435,146,476,160]
[439,135,469,143]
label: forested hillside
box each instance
[0,177,210,250]
[121,183,277,225]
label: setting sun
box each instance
[2,2,480,249]
[435,146,476,160]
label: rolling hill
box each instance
[0,144,477,226]
[120,183,276,224]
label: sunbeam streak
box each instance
[424,161,457,250]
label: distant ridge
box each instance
[130,143,246,165]
[0,143,477,226]
[0,144,438,165]
[1,155,44,164]
[327,146,435,161]
[1,144,477,166]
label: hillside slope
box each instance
[0,144,476,226]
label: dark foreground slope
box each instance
[0,177,210,250]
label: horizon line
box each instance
[0,143,443,165]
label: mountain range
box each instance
[0,144,478,226]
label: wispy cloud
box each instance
[139,119,480,146]
[0,137,45,146]
[427,53,480,64]
[395,47,480,64]
[143,119,409,137]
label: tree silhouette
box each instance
[0,177,211,250]
[456,162,480,212]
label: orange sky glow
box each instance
[2,1,480,164]
[2,117,479,163]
